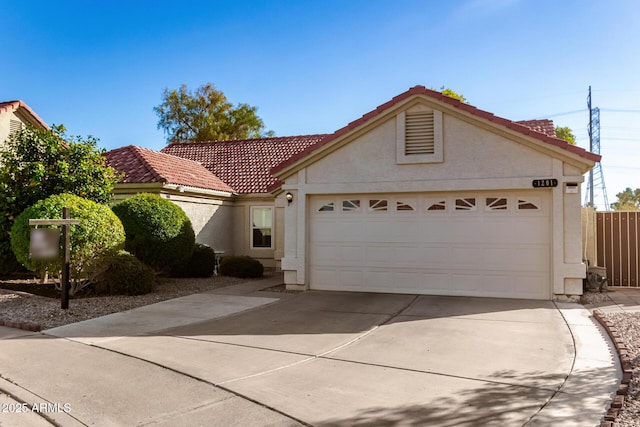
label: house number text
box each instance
[532,179,558,188]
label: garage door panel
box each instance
[337,245,364,264]
[364,270,394,290]
[314,244,340,264]
[363,245,389,263]
[311,268,337,287]
[338,270,365,288]
[368,221,421,243]
[310,192,551,299]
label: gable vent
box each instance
[9,119,23,134]
[405,111,435,155]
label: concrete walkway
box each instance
[0,276,627,426]
[582,286,640,314]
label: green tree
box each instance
[154,83,273,143]
[0,125,119,273]
[611,187,640,210]
[555,126,576,145]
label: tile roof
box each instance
[515,119,556,138]
[161,135,327,194]
[272,86,600,175]
[0,100,49,129]
[105,145,234,194]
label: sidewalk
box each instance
[582,286,640,314]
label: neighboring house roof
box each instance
[105,145,235,194]
[0,100,49,129]
[272,86,600,176]
[161,135,327,194]
[515,119,556,138]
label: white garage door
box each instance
[309,191,551,299]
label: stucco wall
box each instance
[305,114,554,189]
[232,196,280,269]
[112,186,236,257]
[168,195,234,254]
[0,109,20,149]
[280,104,591,299]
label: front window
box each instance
[251,207,273,248]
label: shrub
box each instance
[173,243,217,278]
[10,194,125,294]
[219,256,264,278]
[92,250,155,295]
[0,254,22,276]
[0,124,118,275]
[111,193,195,274]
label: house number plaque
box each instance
[532,179,558,188]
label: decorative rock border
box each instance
[592,309,633,426]
[0,318,41,332]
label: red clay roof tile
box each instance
[515,119,557,138]
[161,135,326,194]
[105,145,234,193]
[161,135,327,194]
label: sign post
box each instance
[29,207,79,309]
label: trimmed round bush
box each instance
[173,243,217,278]
[219,255,264,278]
[111,193,195,274]
[93,250,155,295]
[11,193,125,285]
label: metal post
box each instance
[61,207,70,309]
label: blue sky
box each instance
[2,0,639,210]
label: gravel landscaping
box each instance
[581,291,640,427]
[0,274,247,330]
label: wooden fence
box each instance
[596,211,640,287]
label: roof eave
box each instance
[273,87,600,179]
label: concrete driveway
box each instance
[0,281,620,426]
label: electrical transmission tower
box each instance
[584,86,610,210]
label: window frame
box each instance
[250,206,274,249]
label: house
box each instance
[0,100,49,148]
[108,86,599,300]
[107,136,325,268]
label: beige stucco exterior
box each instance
[0,103,48,149]
[112,184,235,255]
[231,195,281,269]
[0,111,18,148]
[276,95,595,299]
[112,184,283,269]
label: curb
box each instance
[0,318,41,332]
[592,309,633,426]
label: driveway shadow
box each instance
[315,367,615,427]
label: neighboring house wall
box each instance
[0,101,48,149]
[0,111,23,147]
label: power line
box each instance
[534,109,586,119]
[600,108,640,114]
